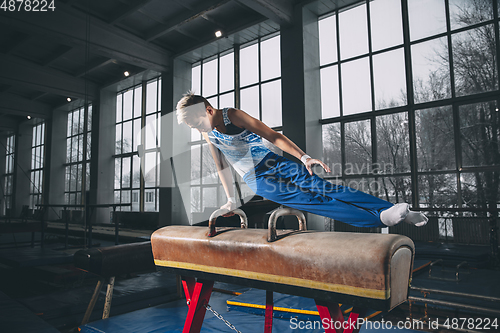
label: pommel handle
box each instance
[208,208,248,237]
[268,207,307,242]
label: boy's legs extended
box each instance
[244,154,393,228]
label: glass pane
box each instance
[202,58,218,97]
[146,80,158,114]
[86,162,90,192]
[240,43,259,87]
[70,165,77,192]
[207,96,217,109]
[449,0,493,30]
[114,191,120,205]
[132,189,140,211]
[39,146,44,169]
[203,187,217,210]
[240,86,260,120]
[452,25,497,97]
[122,121,133,153]
[192,65,201,94]
[376,112,410,174]
[219,92,234,109]
[31,149,35,170]
[191,145,201,185]
[460,101,499,167]
[339,3,368,59]
[461,171,500,208]
[320,66,340,118]
[201,144,218,184]
[261,80,282,128]
[191,65,201,95]
[114,158,121,189]
[134,118,141,149]
[416,106,455,171]
[123,89,133,120]
[376,176,412,204]
[158,79,162,112]
[220,53,234,93]
[419,174,458,208]
[191,187,200,213]
[134,86,142,118]
[145,115,157,150]
[373,48,406,109]
[116,93,122,123]
[122,190,131,204]
[132,155,140,188]
[65,166,70,192]
[322,123,342,177]
[67,111,73,137]
[344,120,372,174]
[342,57,372,115]
[77,134,83,161]
[79,107,85,134]
[319,14,337,66]
[86,132,91,160]
[411,37,451,103]
[408,0,446,41]
[145,190,156,212]
[36,147,41,169]
[87,105,92,132]
[370,0,403,51]
[115,124,122,155]
[122,157,131,188]
[261,35,281,81]
[144,152,157,187]
[66,138,72,163]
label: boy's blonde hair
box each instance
[176,91,211,124]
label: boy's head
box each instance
[176,91,212,125]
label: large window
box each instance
[30,121,45,209]
[3,134,15,215]
[114,78,162,211]
[189,33,282,222]
[320,0,500,217]
[190,51,236,220]
[65,105,92,205]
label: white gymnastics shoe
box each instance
[380,203,410,227]
[403,211,428,227]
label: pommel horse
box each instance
[151,208,415,333]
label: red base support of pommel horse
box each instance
[181,277,214,333]
[181,275,366,333]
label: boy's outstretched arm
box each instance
[228,108,331,175]
[202,133,237,212]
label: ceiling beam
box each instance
[0,54,98,101]
[74,59,116,78]
[0,93,52,118]
[145,0,230,42]
[235,0,293,26]
[41,45,74,67]
[108,0,154,24]
[0,3,171,72]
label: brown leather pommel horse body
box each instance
[151,208,415,333]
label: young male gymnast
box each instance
[176,92,427,228]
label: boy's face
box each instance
[184,103,212,133]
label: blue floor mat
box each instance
[79,283,421,333]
